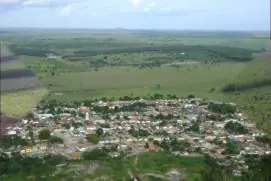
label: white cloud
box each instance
[129,0,143,7]
[22,0,52,6]
[60,4,75,16]
[147,2,157,8]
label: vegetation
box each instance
[85,134,100,144]
[187,123,201,133]
[224,121,249,134]
[38,129,51,140]
[128,128,150,138]
[208,102,236,114]
[0,135,28,149]
[1,150,270,181]
[0,153,66,179]
[48,136,64,144]
[202,154,271,181]
[153,139,191,152]
[0,88,48,117]
[82,148,109,161]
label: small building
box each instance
[72,151,81,160]
[45,53,59,59]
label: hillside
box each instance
[223,58,271,133]
[223,58,271,92]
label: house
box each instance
[45,53,59,59]
[72,152,81,159]
[36,114,53,119]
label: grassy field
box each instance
[0,61,26,71]
[0,88,48,116]
[223,58,271,133]
[35,63,246,101]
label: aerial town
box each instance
[1,97,270,175]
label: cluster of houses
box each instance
[2,98,270,174]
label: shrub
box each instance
[86,134,100,144]
[224,121,248,134]
[208,102,236,114]
[38,129,51,140]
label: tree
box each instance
[188,94,195,99]
[29,131,35,144]
[96,128,104,137]
[208,102,236,114]
[224,121,248,134]
[48,136,63,144]
[86,134,99,144]
[188,123,200,133]
[223,137,238,155]
[62,123,71,130]
[82,149,108,160]
[38,129,51,140]
[26,112,34,119]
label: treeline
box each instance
[9,46,54,57]
[67,45,254,62]
[9,42,254,63]
[222,79,271,93]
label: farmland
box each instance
[0,29,270,119]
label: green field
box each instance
[0,29,270,120]
[37,63,245,101]
[0,88,48,116]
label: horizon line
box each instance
[0,27,269,32]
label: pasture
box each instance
[0,88,48,116]
[38,63,246,101]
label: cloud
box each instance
[22,0,52,6]
[147,2,157,8]
[129,0,143,7]
[60,3,75,16]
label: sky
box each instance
[0,0,270,30]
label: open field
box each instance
[222,58,271,133]
[0,88,48,116]
[0,60,25,71]
[37,63,246,101]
